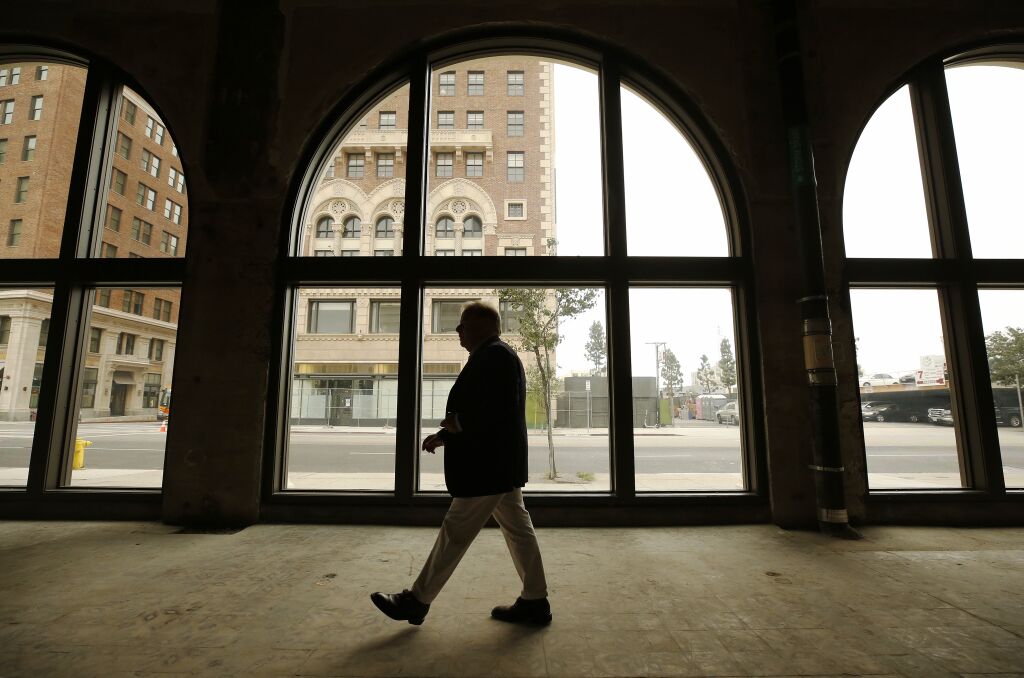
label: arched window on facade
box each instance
[279,44,750,506]
[342,216,360,238]
[0,47,187,493]
[462,215,482,238]
[435,216,454,239]
[376,216,395,238]
[315,216,334,238]
[843,48,1024,494]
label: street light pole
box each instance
[646,341,666,426]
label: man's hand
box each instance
[422,433,444,453]
[440,416,458,433]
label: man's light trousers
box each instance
[412,488,548,604]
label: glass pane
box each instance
[978,290,1024,488]
[285,287,399,490]
[0,61,86,259]
[94,85,187,259]
[419,287,609,492]
[298,82,410,257]
[946,64,1024,259]
[622,85,728,256]
[425,58,603,256]
[0,288,53,486]
[628,288,744,491]
[66,287,179,488]
[851,289,964,489]
[843,85,933,258]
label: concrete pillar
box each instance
[454,223,464,256]
[332,221,343,256]
[162,0,284,527]
[394,223,403,255]
[0,315,42,421]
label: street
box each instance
[1,421,1022,488]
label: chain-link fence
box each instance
[291,384,735,429]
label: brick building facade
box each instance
[290,56,555,425]
[0,62,186,421]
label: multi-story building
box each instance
[0,61,186,421]
[291,57,554,425]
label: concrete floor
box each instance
[1,522,1023,677]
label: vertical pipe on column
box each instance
[772,0,860,538]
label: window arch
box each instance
[842,47,1024,494]
[462,215,482,238]
[376,216,395,238]
[280,38,751,504]
[0,46,187,493]
[315,216,334,238]
[342,216,360,238]
[435,216,454,239]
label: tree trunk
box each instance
[534,346,557,479]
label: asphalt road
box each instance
[1,421,1022,476]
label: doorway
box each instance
[110,383,128,416]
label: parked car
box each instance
[898,373,917,385]
[930,405,1022,428]
[716,401,740,425]
[995,406,1023,428]
[928,407,954,426]
[862,401,927,423]
[862,373,900,387]
[861,401,888,420]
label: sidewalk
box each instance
[288,421,723,436]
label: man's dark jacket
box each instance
[438,335,528,497]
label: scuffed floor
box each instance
[1,521,1023,676]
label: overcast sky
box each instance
[550,62,733,383]
[552,62,1022,382]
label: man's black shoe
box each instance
[491,597,552,626]
[370,589,430,625]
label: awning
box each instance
[111,371,136,385]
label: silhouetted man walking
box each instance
[371,301,550,626]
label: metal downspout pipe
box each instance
[772,0,861,538]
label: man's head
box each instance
[457,301,501,352]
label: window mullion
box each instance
[394,59,429,500]
[600,63,635,499]
[25,64,116,494]
[911,63,1004,493]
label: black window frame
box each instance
[0,47,188,498]
[843,47,1024,502]
[271,36,761,516]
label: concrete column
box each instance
[393,223,403,255]
[332,222,343,256]
[454,223,464,256]
[162,0,284,527]
[0,315,42,420]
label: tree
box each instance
[986,326,1024,386]
[718,338,736,391]
[495,287,598,480]
[584,321,607,376]
[660,348,683,396]
[696,353,718,394]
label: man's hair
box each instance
[461,300,501,332]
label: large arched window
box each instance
[341,216,360,238]
[375,216,395,238]
[279,40,752,507]
[843,48,1024,494]
[315,216,334,238]
[0,48,188,493]
[435,216,454,239]
[462,215,482,238]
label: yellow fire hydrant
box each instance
[73,439,92,470]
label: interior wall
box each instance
[1,0,1022,527]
